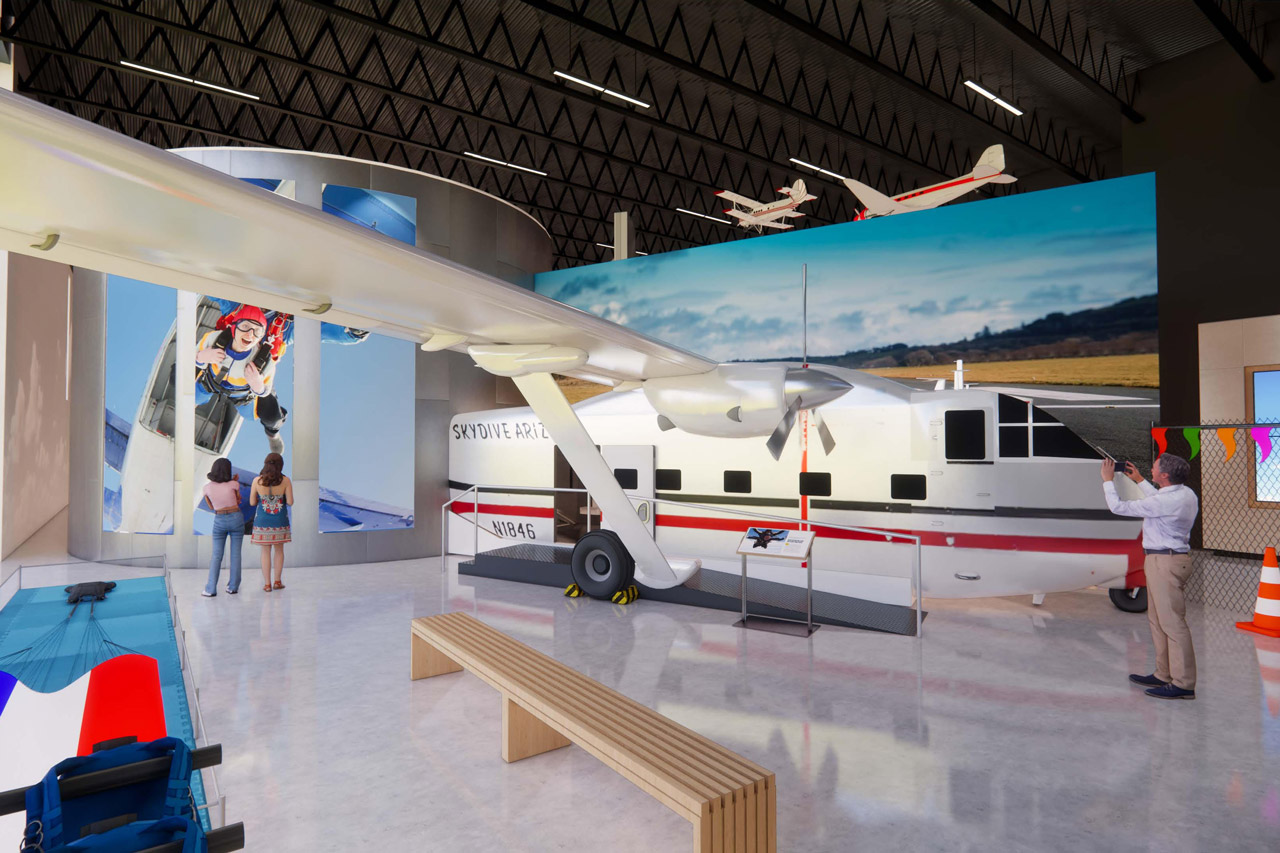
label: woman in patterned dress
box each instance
[250,452,293,592]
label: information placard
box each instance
[735,527,815,560]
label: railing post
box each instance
[473,486,480,557]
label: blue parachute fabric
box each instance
[23,738,194,850]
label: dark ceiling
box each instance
[2,0,1274,268]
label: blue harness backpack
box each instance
[34,817,206,853]
[21,738,195,852]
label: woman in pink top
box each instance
[201,457,245,596]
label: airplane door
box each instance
[600,445,655,537]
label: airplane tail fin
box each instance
[779,179,809,199]
[973,145,1006,179]
[842,177,902,217]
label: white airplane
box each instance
[716,180,817,231]
[0,90,1146,618]
[845,145,1017,220]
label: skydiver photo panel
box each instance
[103,276,177,535]
[192,296,294,536]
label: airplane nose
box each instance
[783,367,852,409]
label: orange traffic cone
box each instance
[1237,546,1280,639]
[1254,636,1280,718]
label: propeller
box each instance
[811,407,837,455]
[766,396,802,461]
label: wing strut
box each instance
[468,345,700,590]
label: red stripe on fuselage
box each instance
[894,175,979,202]
[454,501,1144,576]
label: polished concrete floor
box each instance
[135,556,1278,853]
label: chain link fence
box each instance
[1169,422,1280,613]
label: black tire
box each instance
[570,530,635,599]
[1109,587,1148,613]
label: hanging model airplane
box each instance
[0,90,1145,614]
[716,180,817,231]
[845,145,1017,220]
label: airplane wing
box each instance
[755,220,794,230]
[714,189,762,209]
[318,487,414,533]
[104,409,132,473]
[0,91,716,386]
[842,177,904,217]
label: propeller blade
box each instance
[766,396,802,460]
[811,408,837,455]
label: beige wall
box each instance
[3,252,71,559]
[1198,315,1280,553]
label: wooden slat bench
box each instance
[411,611,776,853]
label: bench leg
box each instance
[411,632,462,680]
[502,695,571,763]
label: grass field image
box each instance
[865,353,1158,388]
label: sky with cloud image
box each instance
[534,173,1157,362]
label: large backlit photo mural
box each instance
[103,276,176,534]
[536,172,1159,461]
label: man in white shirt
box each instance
[1102,453,1200,700]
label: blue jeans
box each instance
[205,511,245,594]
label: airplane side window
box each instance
[999,426,1029,457]
[613,468,639,490]
[799,472,831,497]
[997,394,1029,424]
[724,470,752,494]
[655,468,682,491]
[944,410,987,460]
[1032,426,1101,459]
[890,474,927,500]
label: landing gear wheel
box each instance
[570,530,635,600]
[1109,587,1148,613]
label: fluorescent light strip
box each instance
[675,207,732,225]
[596,243,614,249]
[463,151,548,177]
[788,157,845,181]
[554,70,650,109]
[635,251,649,256]
[120,60,192,83]
[194,79,260,101]
[992,97,1023,116]
[964,79,1022,116]
[120,60,259,100]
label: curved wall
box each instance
[69,150,548,568]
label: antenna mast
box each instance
[802,263,808,368]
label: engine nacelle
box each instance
[642,364,851,439]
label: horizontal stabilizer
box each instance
[842,178,903,217]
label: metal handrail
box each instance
[441,483,925,638]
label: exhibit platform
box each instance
[459,543,924,636]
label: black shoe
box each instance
[1146,683,1195,700]
[1129,673,1168,687]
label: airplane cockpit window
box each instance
[944,410,987,460]
[998,395,1101,459]
[724,470,752,494]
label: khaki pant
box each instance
[1146,553,1197,690]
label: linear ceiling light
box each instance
[463,151,548,176]
[119,60,259,100]
[676,207,732,225]
[964,80,1022,116]
[597,242,648,256]
[553,70,651,109]
[789,157,846,181]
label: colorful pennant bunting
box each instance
[1217,427,1237,461]
[1183,427,1201,459]
[1253,427,1275,465]
[1152,427,1168,455]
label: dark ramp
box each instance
[460,543,923,636]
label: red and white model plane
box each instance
[845,144,1017,220]
[716,180,817,231]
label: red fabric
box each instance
[77,655,166,756]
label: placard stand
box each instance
[733,528,818,637]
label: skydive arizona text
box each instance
[451,421,550,440]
